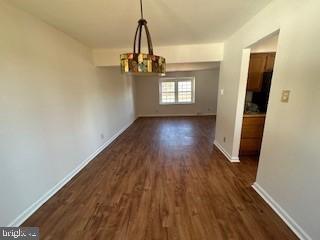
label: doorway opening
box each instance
[240,33,279,157]
[235,31,280,177]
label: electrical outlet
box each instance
[220,89,224,95]
[223,137,226,143]
[281,90,290,103]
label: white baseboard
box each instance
[8,119,136,227]
[214,140,240,162]
[138,113,216,117]
[252,183,311,240]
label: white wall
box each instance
[166,62,220,72]
[0,0,135,226]
[215,0,320,239]
[135,69,219,117]
[251,34,279,53]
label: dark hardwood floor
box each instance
[23,116,297,240]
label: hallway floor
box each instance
[23,116,297,239]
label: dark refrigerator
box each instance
[252,71,273,113]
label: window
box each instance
[159,77,195,104]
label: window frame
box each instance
[159,77,195,105]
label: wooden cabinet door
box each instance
[265,53,276,72]
[247,53,267,92]
[239,138,263,155]
[240,116,266,156]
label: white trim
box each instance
[159,102,195,106]
[214,140,240,163]
[137,113,216,117]
[252,182,312,240]
[8,119,136,227]
[232,49,251,158]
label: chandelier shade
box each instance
[120,53,166,74]
[120,1,166,74]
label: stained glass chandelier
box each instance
[120,0,166,75]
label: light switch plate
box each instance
[281,90,290,103]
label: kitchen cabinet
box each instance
[239,115,266,156]
[247,52,276,92]
[265,53,276,72]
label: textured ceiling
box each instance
[8,0,272,48]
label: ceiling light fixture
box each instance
[120,0,166,75]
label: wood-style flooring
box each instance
[23,116,297,240]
